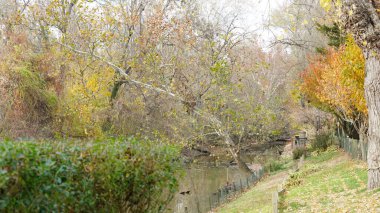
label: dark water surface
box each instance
[169,165,247,213]
[169,150,280,213]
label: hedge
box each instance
[0,138,182,212]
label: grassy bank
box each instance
[215,159,294,213]
[216,148,380,213]
[280,149,380,212]
[216,171,288,213]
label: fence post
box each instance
[240,179,243,192]
[217,189,220,205]
[247,177,249,187]
[221,188,223,203]
[337,133,367,162]
[349,138,352,157]
[221,188,224,203]
[209,196,212,211]
[272,191,279,213]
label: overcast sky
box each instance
[200,0,287,47]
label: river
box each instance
[168,148,281,213]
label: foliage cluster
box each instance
[310,132,335,151]
[264,158,293,173]
[0,37,58,137]
[300,35,366,137]
[264,160,286,173]
[292,147,307,160]
[0,0,294,146]
[316,23,346,49]
[0,138,182,212]
[301,36,366,116]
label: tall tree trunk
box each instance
[359,126,368,161]
[365,57,380,189]
[340,0,380,189]
[357,118,369,160]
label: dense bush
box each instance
[0,64,57,137]
[292,147,307,160]
[264,159,288,173]
[311,132,334,151]
[0,138,182,212]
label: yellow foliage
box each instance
[57,63,115,138]
[301,35,366,119]
[320,0,332,11]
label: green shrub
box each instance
[311,132,333,151]
[264,159,286,173]
[0,138,182,212]
[13,67,57,122]
[292,147,306,160]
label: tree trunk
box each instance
[365,57,380,189]
[223,133,253,174]
[340,0,380,189]
[236,151,253,175]
[359,129,368,161]
[358,119,368,160]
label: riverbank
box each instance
[280,149,380,212]
[214,157,295,213]
[216,149,380,212]
[215,170,289,213]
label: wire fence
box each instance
[208,168,265,211]
[335,130,367,161]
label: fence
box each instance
[335,130,367,161]
[208,168,265,211]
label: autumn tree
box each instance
[315,0,380,189]
[301,36,367,156]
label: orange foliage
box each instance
[301,36,366,118]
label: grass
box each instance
[264,158,294,174]
[280,149,380,212]
[216,159,294,213]
[216,171,288,213]
[216,148,380,213]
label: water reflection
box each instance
[168,148,281,213]
[170,165,249,213]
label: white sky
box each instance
[200,0,288,47]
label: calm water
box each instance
[169,165,248,213]
[168,150,280,213]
